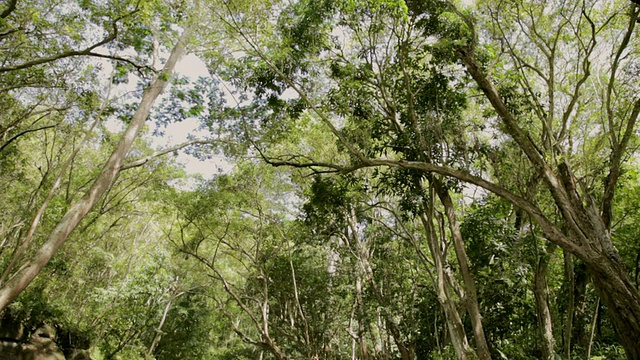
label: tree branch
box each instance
[86,52,156,74]
[0,13,148,74]
[600,6,640,230]
[605,4,639,148]
[0,124,55,154]
[0,24,117,73]
[455,25,593,248]
[559,6,597,142]
[602,99,640,229]
[263,152,585,257]
[120,139,216,170]
[365,158,584,255]
[0,0,17,19]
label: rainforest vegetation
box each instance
[1,0,640,358]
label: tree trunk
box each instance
[585,298,600,360]
[440,288,472,360]
[459,45,640,358]
[563,251,575,359]
[533,251,555,360]
[351,221,415,360]
[435,180,491,360]
[572,262,589,352]
[148,285,183,357]
[148,297,173,356]
[420,188,474,360]
[587,253,640,359]
[0,29,191,311]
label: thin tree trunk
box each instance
[148,285,184,357]
[288,258,312,356]
[342,209,371,360]
[563,251,574,359]
[0,29,191,311]
[585,298,600,360]
[572,262,589,352]
[420,186,474,360]
[354,271,369,360]
[346,207,415,360]
[534,249,555,360]
[147,295,173,356]
[434,180,491,360]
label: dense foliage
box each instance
[1,0,640,359]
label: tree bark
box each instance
[588,254,640,359]
[563,251,575,359]
[434,180,491,360]
[572,262,590,352]
[420,187,475,360]
[0,29,191,311]
[533,249,555,360]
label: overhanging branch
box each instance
[0,124,56,154]
[259,151,585,257]
[0,12,149,74]
[121,139,219,170]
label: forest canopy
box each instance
[1,0,640,359]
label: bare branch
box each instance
[0,26,117,73]
[85,52,156,74]
[0,124,56,154]
[559,6,597,142]
[605,4,639,147]
[0,26,21,38]
[120,139,216,170]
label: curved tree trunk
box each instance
[0,29,191,312]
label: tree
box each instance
[5,0,640,357]
[212,0,640,356]
[0,6,190,309]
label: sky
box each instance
[153,54,232,179]
[119,0,477,182]
[104,53,232,182]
